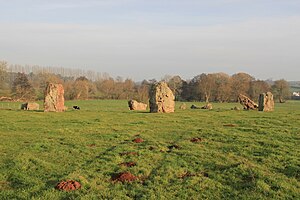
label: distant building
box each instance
[292,92,300,97]
[292,92,300,100]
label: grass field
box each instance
[0,100,299,199]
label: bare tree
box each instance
[231,72,254,101]
[12,72,36,101]
[272,79,290,103]
[213,72,232,102]
[248,80,271,100]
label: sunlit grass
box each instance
[0,100,299,199]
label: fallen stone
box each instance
[21,102,39,110]
[128,100,147,111]
[238,94,258,110]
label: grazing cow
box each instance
[73,106,80,110]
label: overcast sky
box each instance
[0,0,300,81]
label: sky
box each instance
[0,0,300,81]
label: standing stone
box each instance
[21,102,40,110]
[238,94,258,110]
[128,100,147,111]
[44,83,65,112]
[258,92,274,112]
[149,82,175,113]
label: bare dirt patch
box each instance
[55,180,81,191]
[133,138,144,143]
[112,172,138,183]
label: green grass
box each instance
[0,100,299,199]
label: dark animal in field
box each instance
[73,106,80,110]
[190,104,200,109]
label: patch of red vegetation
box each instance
[55,180,81,191]
[133,138,144,143]
[88,144,96,147]
[190,137,202,143]
[119,161,136,167]
[119,152,139,156]
[223,124,237,127]
[112,172,138,183]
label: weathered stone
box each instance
[201,103,213,110]
[44,83,65,112]
[149,82,175,113]
[258,92,274,112]
[232,106,241,111]
[128,100,147,111]
[21,102,39,110]
[238,94,258,110]
[179,103,187,110]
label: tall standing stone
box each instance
[149,82,175,113]
[258,92,274,111]
[44,83,65,112]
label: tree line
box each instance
[0,61,291,103]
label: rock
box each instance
[258,92,274,111]
[55,180,81,191]
[232,106,241,111]
[238,94,258,110]
[128,100,147,111]
[21,102,39,110]
[44,83,65,112]
[190,104,200,109]
[201,103,213,110]
[179,103,187,110]
[149,82,175,113]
